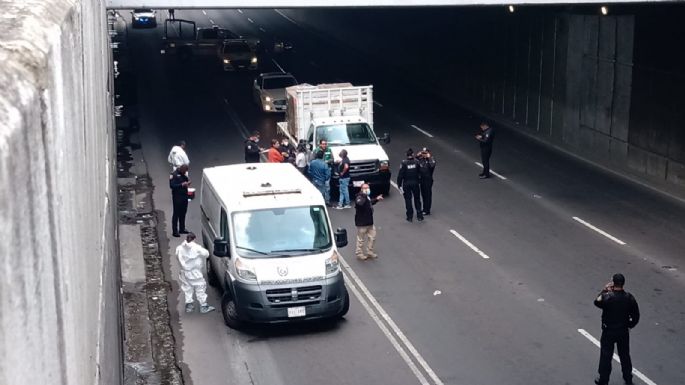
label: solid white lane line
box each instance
[247,17,254,24]
[271,59,286,73]
[373,100,384,108]
[572,217,626,245]
[202,10,207,15]
[275,9,299,26]
[450,230,491,259]
[342,272,430,385]
[474,162,507,180]
[390,180,402,193]
[411,125,434,138]
[340,258,445,385]
[577,329,657,385]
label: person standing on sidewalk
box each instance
[475,121,495,179]
[169,164,190,237]
[354,183,383,260]
[175,233,215,314]
[267,139,285,163]
[244,131,262,163]
[593,273,640,385]
[168,140,190,171]
[308,151,330,199]
[314,139,333,205]
[335,149,351,209]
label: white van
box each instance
[200,163,350,328]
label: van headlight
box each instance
[325,252,340,275]
[235,258,257,281]
[251,57,258,64]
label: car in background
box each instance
[220,40,258,71]
[131,9,157,28]
[253,72,298,113]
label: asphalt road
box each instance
[124,8,685,385]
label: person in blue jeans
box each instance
[336,149,351,209]
[308,151,330,199]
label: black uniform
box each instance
[169,169,189,236]
[593,289,640,385]
[397,157,423,221]
[244,139,261,163]
[418,156,436,215]
[478,127,494,177]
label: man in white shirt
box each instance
[168,140,190,171]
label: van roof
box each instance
[202,163,325,211]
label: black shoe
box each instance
[479,174,490,179]
[172,233,180,237]
[418,216,424,221]
[478,172,484,177]
[624,379,633,385]
[422,211,430,215]
[406,217,412,222]
[594,378,607,385]
[179,229,190,234]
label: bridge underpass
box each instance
[2,1,684,385]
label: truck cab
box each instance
[200,163,350,329]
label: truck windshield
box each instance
[263,77,297,89]
[223,43,251,53]
[316,123,376,145]
[232,206,332,258]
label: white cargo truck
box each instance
[276,83,391,196]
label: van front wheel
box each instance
[206,258,219,288]
[221,294,243,329]
[337,287,350,319]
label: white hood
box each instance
[329,143,389,163]
[250,254,328,285]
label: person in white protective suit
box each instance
[168,140,190,171]
[176,233,215,313]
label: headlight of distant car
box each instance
[264,96,271,102]
[264,105,272,111]
[380,160,390,171]
[168,43,175,48]
[223,59,230,64]
[325,252,340,275]
[235,258,257,281]
[251,57,258,64]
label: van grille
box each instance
[266,285,323,305]
[349,160,378,177]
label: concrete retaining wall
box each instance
[0,1,121,385]
[282,6,685,192]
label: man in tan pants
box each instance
[354,183,383,260]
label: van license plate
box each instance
[353,181,364,187]
[287,306,306,318]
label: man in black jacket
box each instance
[593,273,640,385]
[475,121,495,179]
[354,184,383,260]
[244,131,262,163]
[170,164,190,237]
[397,148,423,222]
[417,147,436,215]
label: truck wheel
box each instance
[337,287,350,319]
[221,293,243,329]
[206,258,219,288]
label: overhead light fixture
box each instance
[600,6,609,15]
[508,5,515,13]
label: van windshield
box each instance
[232,206,332,258]
[316,123,376,145]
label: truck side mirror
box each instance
[334,228,348,248]
[380,133,391,144]
[213,237,229,258]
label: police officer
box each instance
[593,273,640,385]
[475,121,495,179]
[417,147,436,215]
[244,131,262,163]
[170,164,191,237]
[397,148,423,222]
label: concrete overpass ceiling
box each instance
[105,0,671,9]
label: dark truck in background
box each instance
[160,19,260,60]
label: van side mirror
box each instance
[213,237,229,258]
[380,133,391,144]
[334,228,348,248]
